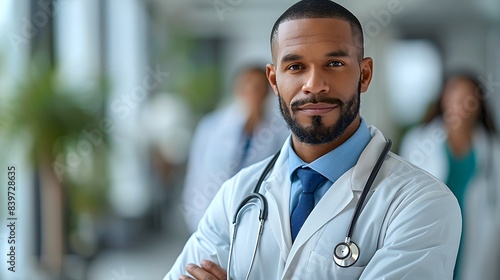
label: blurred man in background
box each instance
[181,65,289,232]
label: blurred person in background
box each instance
[399,72,500,280]
[181,65,289,232]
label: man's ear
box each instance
[266,63,279,96]
[359,57,373,93]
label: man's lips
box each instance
[297,103,339,115]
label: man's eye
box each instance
[328,61,344,67]
[287,64,303,71]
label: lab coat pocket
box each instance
[305,251,365,279]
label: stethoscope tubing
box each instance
[227,198,266,280]
[345,139,392,238]
[252,151,281,193]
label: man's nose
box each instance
[302,68,329,94]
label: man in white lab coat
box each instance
[165,0,461,279]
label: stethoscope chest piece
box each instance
[333,240,359,267]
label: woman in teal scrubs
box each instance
[400,72,499,280]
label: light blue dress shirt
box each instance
[288,118,371,213]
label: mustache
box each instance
[291,96,344,112]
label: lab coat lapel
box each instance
[262,146,293,263]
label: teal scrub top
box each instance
[445,143,476,279]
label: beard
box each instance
[278,82,361,145]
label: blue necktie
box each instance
[291,168,327,242]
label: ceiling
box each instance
[149,0,500,37]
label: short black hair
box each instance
[270,0,364,62]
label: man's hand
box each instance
[179,260,227,280]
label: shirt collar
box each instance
[287,117,371,183]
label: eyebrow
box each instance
[281,54,302,63]
[280,50,350,64]
[325,50,349,57]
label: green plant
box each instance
[0,60,110,244]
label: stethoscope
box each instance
[227,139,392,279]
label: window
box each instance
[384,40,442,125]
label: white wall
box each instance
[486,25,500,129]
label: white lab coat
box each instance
[399,119,500,280]
[166,126,461,279]
[182,97,289,232]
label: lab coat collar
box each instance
[266,126,389,199]
[351,126,389,191]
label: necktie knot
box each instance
[296,168,327,194]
